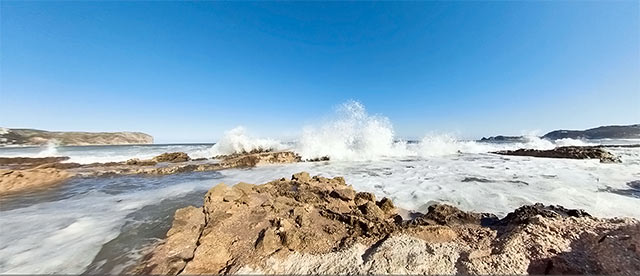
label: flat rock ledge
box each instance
[0,151,302,195]
[133,172,640,275]
[493,146,621,163]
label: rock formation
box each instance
[0,128,153,146]
[152,152,191,163]
[493,146,621,163]
[0,168,73,196]
[133,172,640,275]
[0,151,304,195]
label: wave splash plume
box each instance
[209,127,287,156]
[210,101,600,161]
[297,101,411,161]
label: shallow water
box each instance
[1,143,639,274]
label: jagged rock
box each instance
[330,188,355,201]
[218,151,301,168]
[498,203,591,225]
[152,152,191,163]
[133,206,205,275]
[354,192,376,205]
[493,146,622,163]
[134,173,640,275]
[305,156,330,162]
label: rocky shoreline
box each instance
[0,151,304,196]
[492,146,622,163]
[0,144,628,196]
[133,172,640,275]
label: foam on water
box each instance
[0,174,222,274]
[297,101,412,161]
[0,101,639,274]
[1,148,639,274]
[209,127,288,156]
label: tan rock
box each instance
[0,168,73,196]
[134,172,640,275]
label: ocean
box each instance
[1,102,639,273]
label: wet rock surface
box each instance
[152,152,191,163]
[493,146,622,163]
[0,151,303,196]
[133,172,640,275]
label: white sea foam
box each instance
[209,126,287,156]
[296,101,411,161]
[35,141,61,157]
[0,178,214,274]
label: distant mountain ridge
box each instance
[479,124,640,142]
[542,124,640,140]
[0,128,153,146]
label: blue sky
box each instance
[1,1,638,143]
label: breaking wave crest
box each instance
[35,141,60,157]
[296,101,411,161]
[209,127,287,156]
[210,101,599,161]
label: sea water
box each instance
[1,102,638,273]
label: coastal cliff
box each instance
[0,128,153,146]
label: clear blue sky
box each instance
[1,1,638,143]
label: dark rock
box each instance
[305,156,330,162]
[415,204,498,226]
[499,203,591,225]
[377,197,396,214]
[152,152,191,163]
[0,156,71,169]
[492,146,621,163]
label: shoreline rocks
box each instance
[0,151,305,196]
[133,172,640,275]
[492,146,622,163]
[0,168,73,196]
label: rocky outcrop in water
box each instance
[0,128,153,146]
[493,146,621,163]
[133,172,640,275]
[0,151,304,196]
[543,124,640,140]
[152,152,191,163]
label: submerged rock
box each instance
[492,146,621,163]
[133,172,640,275]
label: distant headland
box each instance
[481,124,640,142]
[0,128,153,146]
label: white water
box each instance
[0,101,638,274]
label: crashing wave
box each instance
[209,127,287,156]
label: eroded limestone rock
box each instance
[133,172,640,275]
